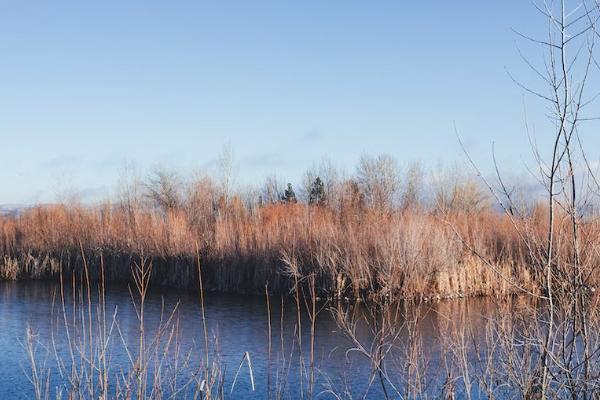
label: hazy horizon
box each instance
[3,1,600,204]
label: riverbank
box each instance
[0,249,536,300]
[0,200,578,300]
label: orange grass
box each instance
[0,195,596,299]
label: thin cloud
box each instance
[39,155,84,170]
[93,156,126,171]
[242,153,284,169]
[300,129,324,142]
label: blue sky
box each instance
[1,1,598,204]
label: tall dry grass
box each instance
[2,181,594,300]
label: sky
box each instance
[1,1,599,204]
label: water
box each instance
[0,281,503,399]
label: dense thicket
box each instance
[1,159,594,299]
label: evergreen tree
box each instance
[309,176,326,206]
[282,183,297,203]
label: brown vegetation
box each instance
[17,1,600,398]
[0,171,594,300]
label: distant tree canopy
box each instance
[261,175,282,205]
[308,176,326,206]
[136,153,495,216]
[400,163,423,211]
[282,183,297,203]
[145,168,182,213]
[356,153,399,211]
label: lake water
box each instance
[0,281,504,399]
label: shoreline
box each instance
[0,249,538,301]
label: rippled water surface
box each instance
[0,281,503,399]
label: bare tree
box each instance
[400,162,424,211]
[217,144,236,205]
[433,163,489,214]
[356,153,400,211]
[117,161,143,225]
[144,167,182,213]
[301,158,340,207]
[261,175,283,205]
[454,1,600,397]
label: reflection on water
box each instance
[0,281,510,399]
